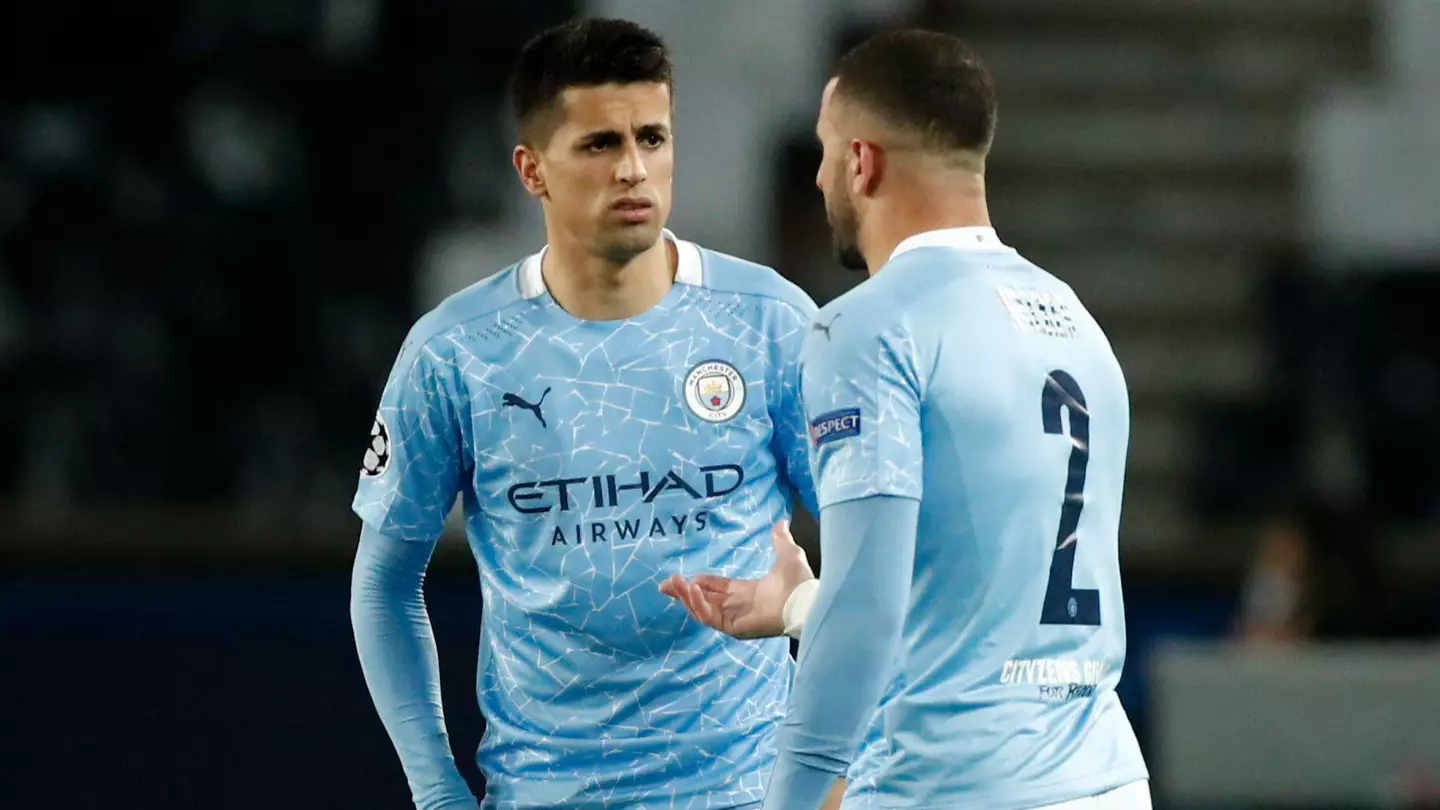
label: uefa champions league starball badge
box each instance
[683,360,746,423]
[361,411,391,477]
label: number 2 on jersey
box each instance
[1039,370,1101,626]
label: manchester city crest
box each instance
[683,360,746,423]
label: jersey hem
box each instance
[874,768,1150,810]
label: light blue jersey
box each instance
[352,232,880,810]
[790,227,1148,810]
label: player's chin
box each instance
[836,245,868,272]
[597,225,663,263]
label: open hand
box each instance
[660,519,815,639]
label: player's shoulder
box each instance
[813,270,908,339]
[399,262,529,362]
[876,242,1080,323]
[884,242,1024,293]
[810,248,1013,354]
[802,284,903,370]
[691,241,818,319]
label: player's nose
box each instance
[615,140,648,186]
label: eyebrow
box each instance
[579,129,624,147]
[578,123,670,145]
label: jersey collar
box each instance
[518,229,704,300]
[889,227,1014,262]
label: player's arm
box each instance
[762,308,925,810]
[350,336,478,810]
[769,296,822,520]
[352,527,478,810]
[764,496,918,810]
[820,777,848,810]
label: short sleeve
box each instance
[352,336,467,543]
[800,311,924,509]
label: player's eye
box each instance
[580,133,621,154]
[641,133,666,148]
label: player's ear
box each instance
[514,145,547,199]
[850,139,880,197]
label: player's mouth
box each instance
[611,198,655,224]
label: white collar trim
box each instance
[889,227,1013,261]
[518,229,703,300]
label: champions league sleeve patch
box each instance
[361,412,391,477]
[809,407,862,446]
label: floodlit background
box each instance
[3,1,1439,808]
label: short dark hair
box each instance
[508,18,674,145]
[834,30,997,156]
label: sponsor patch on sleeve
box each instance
[809,407,862,446]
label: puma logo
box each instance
[811,314,841,340]
[502,387,551,428]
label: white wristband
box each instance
[782,579,819,640]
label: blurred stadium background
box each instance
[3,0,1439,807]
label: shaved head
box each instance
[831,29,997,165]
[813,30,999,272]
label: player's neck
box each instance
[862,174,992,275]
[541,235,676,321]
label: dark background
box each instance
[3,1,1438,808]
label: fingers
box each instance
[679,580,722,627]
[665,573,731,599]
[659,574,724,628]
[691,573,732,595]
[658,573,684,599]
[771,519,795,551]
[772,519,809,564]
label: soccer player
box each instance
[664,30,1153,810]
[349,17,867,810]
